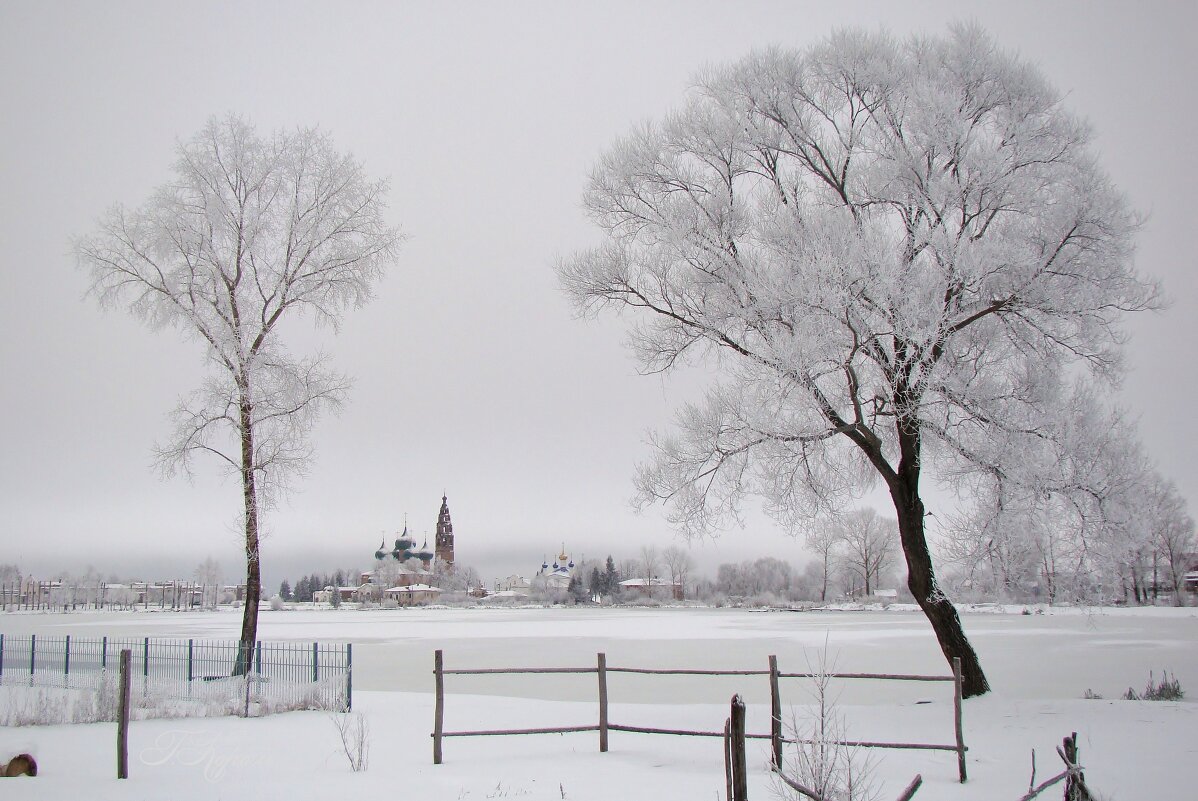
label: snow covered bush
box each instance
[772,651,880,801]
[1123,670,1184,701]
[331,711,370,771]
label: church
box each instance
[370,494,455,569]
[361,495,456,604]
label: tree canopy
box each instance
[76,115,400,658]
[559,25,1160,696]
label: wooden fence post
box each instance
[769,654,782,769]
[598,652,609,753]
[433,649,445,764]
[730,694,748,801]
[1064,731,1086,801]
[953,657,967,783]
[117,648,132,779]
[724,718,734,801]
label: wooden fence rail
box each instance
[431,649,968,783]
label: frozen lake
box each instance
[2,604,1196,800]
[5,604,1196,704]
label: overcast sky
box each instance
[1,1,1194,589]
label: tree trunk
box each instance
[887,421,990,698]
[234,394,260,676]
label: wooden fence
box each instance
[432,649,968,783]
[0,634,351,714]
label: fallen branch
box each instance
[1016,732,1093,801]
[770,764,921,801]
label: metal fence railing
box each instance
[0,634,351,718]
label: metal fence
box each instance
[0,634,351,717]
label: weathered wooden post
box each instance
[724,718,734,801]
[117,648,132,779]
[433,649,445,764]
[730,694,748,801]
[768,654,782,768]
[597,652,609,753]
[953,657,967,782]
[1064,731,1087,801]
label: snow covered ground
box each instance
[1,604,1195,799]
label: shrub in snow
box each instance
[268,595,284,611]
[1,668,348,725]
[772,651,880,801]
[330,711,370,771]
[1123,670,1184,701]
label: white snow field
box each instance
[1,605,1195,800]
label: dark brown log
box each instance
[771,764,826,801]
[441,725,599,737]
[777,671,952,682]
[730,694,747,801]
[607,667,768,676]
[444,666,596,675]
[1062,732,1091,801]
[117,648,131,779]
[954,657,967,782]
[724,719,734,801]
[433,649,444,764]
[783,737,960,751]
[769,655,782,768]
[598,652,609,753]
[609,723,733,738]
[894,774,922,801]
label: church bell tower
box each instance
[435,494,455,566]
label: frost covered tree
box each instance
[834,508,894,597]
[76,115,400,670]
[1150,479,1195,605]
[558,26,1160,696]
[662,544,694,599]
[639,545,661,584]
[804,526,841,602]
[948,390,1194,607]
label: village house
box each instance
[619,576,684,601]
[384,584,443,606]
